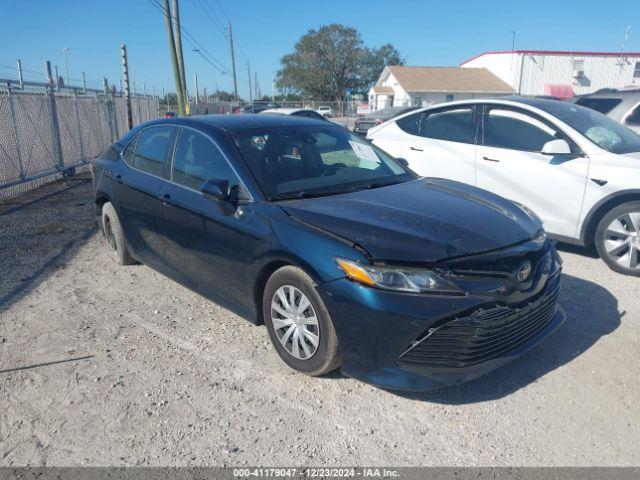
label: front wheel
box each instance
[263,266,341,376]
[595,201,640,276]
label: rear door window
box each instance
[419,107,475,144]
[132,126,175,176]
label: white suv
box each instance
[368,97,640,276]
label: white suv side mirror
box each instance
[541,139,571,155]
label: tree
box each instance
[276,24,404,101]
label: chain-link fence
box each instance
[0,81,158,198]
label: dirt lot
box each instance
[1,174,639,467]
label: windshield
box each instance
[232,125,415,200]
[541,101,640,154]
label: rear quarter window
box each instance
[396,112,421,135]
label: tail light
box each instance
[375,118,383,125]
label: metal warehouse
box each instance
[461,49,640,97]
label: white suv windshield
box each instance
[542,101,640,154]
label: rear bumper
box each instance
[319,270,564,392]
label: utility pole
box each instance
[17,59,23,89]
[121,44,133,130]
[63,47,70,87]
[172,0,187,102]
[54,65,60,90]
[254,72,259,99]
[228,22,238,103]
[247,62,253,104]
[162,0,185,115]
[81,72,87,93]
[194,73,199,113]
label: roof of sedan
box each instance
[145,113,331,132]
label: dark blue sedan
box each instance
[91,114,565,391]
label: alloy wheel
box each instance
[603,211,640,270]
[270,285,320,360]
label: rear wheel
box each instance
[595,201,640,276]
[263,266,340,376]
[101,202,135,265]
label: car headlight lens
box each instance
[335,258,463,295]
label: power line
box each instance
[146,0,231,74]
[194,0,227,37]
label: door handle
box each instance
[482,156,501,163]
[159,193,172,206]
[410,146,424,152]
[108,170,123,183]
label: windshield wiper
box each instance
[271,191,336,201]
[351,180,401,191]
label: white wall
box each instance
[408,91,509,106]
[463,52,640,95]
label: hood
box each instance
[622,151,640,161]
[278,178,542,263]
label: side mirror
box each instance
[541,139,571,155]
[396,157,409,167]
[201,178,230,201]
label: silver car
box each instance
[571,89,640,134]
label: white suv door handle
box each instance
[482,156,501,163]
[410,146,423,152]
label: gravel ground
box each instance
[0,173,639,467]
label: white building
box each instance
[368,66,514,111]
[461,50,640,97]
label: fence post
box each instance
[73,89,85,162]
[45,60,64,169]
[94,92,105,148]
[121,44,133,130]
[6,82,26,180]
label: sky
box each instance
[1,0,640,100]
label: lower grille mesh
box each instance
[399,279,561,369]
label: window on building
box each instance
[483,108,559,152]
[131,126,174,176]
[419,107,475,144]
[446,94,454,102]
[414,96,423,106]
[171,129,238,191]
[634,61,640,78]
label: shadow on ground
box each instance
[0,173,96,310]
[395,272,620,404]
[556,241,600,259]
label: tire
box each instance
[101,202,135,266]
[595,201,640,276]
[263,266,341,376]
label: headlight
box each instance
[335,258,463,295]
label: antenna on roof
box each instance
[619,25,631,72]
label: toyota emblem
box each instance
[517,261,532,282]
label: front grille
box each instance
[399,278,560,369]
